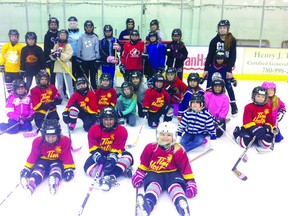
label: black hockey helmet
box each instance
[211,78,225,95]
[99,106,118,132]
[189,93,205,109]
[84,20,94,28]
[130,29,139,37]
[41,119,62,145]
[171,28,182,39]
[57,29,69,43]
[48,17,59,27]
[126,18,135,29]
[152,73,164,92]
[218,19,230,31]
[148,31,159,41]
[215,50,225,60]
[100,73,112,90]
[76,77,89,96]
[150,19,159,27]
[12,79,27,98]
[121,81,134,98]
[8,29,19,38]
[68,16,78,22]
[165,67,176,83]
[103,25,113,37]
[25,32,37,43]
[252,86,268,106]
[36,70,50,88]
[130,70,142,89]
[187,72,200,83]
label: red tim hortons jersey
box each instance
[142,88,171,113]
[88,124,128,155]
[25,135,75,170]
[95,88,117,114]
[138,143,195,180]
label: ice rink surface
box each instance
[0,79,287,216]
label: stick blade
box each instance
[233,169,247,181]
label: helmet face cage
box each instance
[100,73,112,90]
[121,81,134,98]
[156,122,177,147]
[41,119,62,145]
[36,71,50,88]
[211,78,225,95]
[12,79,27,98]
[99,107,118,132]
[252,86,268,106]
[189,93,206,109]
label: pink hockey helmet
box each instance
[261,81,276,90]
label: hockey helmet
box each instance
[100,73,112,90]
[211,78,225,95]
[189,93,206,109]
[12,79,27,99]
[252,86,268,106]
[57,29,69,43]
[76,77,89,96]
[121,81,134,98]
[36,70,50,88]
[99,106,118,132]
[156,122,178,148]
[41,119,62,145]
[171,28,182,39]
[25,32,37,43]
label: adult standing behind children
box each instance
[203,19,238,115]
[119,18,135,41]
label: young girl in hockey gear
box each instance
[166,28,188,80]
[44,17,59,85]
[116,81,137,126]
[204,78,229,137]
[50,29,74,99]
[84,107,133,190]
[132,122,197,216]
[77,20,101,90]
[144,31,166,80]
[95,73,117,115]
[177,93,216,152]
[20,119,75,195]
[146,19,164,41]
[100,25,121,87]
[164,67,187,116]
[233,86,274,149]
[62,77,97,132]
[120,29,145,81]
[205,51,238,116]
[261,81,286,143]
[30,71,62,129]
[178,72,205,121]
[142,73,173,128]
[67,16,83,80]
[21,32,46,91]
[0,79,34,134]
[130,70,148,118]
[0,29,24,94]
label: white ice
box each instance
[0,79,287,216]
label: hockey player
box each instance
[205,50,238,116]
[67,16,83,80]
[20,119,75,195]
[0,79,34,134]
[261,81,286,143]
[100,25,121,87]
[62,77,97,132]
[146,19,164,41]
[132,122,197,216]
[142,73,173,128]
[116,81,137,126]
[0,29,24,93]
[20,32,46,91]
[95,73,117,115]
[50,29,74,99]
[30,70,62,129]
[44,17,59,85]
[177,93,216,152]
[204,78,229,137]
[166,28,188,80]
[164,67,187,116]
[120,29,145,81]
[119,18,135,41]
[233,86,275,149]
[178,72,205,121]
[143,31,166,81]
[77,20,101,90]
[83,106,133,190]
[129,70,148,118]
[203,20,237,115]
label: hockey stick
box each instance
[232,136,256,181]
[0,122,20,135]
[56,57,76,81]
[23,109,50,138]
[0,183,19,206]
[256,128,278,153]
[67,124,82,153]
[78,163,104,216]
[126,116,147,149]
[134,186,139,216]
[79,65,95,93]
[189,148,214,163]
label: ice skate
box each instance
[175,197,190,216]
[136,194,153,216]
[122,167,133,178]
[20,177,36,196]
[48,175,59,195]
[96,175,119,191]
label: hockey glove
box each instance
[92,150,106,165]
[51,97,62,106]
[113,42,121,51]
[103,153,118,173]
[20,167,31,178]
[249,126,267,140]
[51,50,61,59]
[199,77,205,85]
[62,111,70,124]
[119,64,126,75]
[132,168,146,188]
[186,180,198,198]
[0,65,4,73]
[215,118,225,128]
[63,169,74,182]
[277,109,286,122]
[165,85,177,95]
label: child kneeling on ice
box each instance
[132,122,197,216]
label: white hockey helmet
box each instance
[156,122,178,146]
